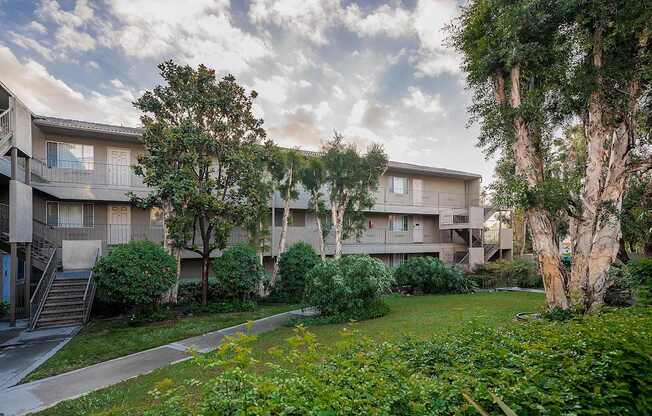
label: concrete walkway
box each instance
[495,287,545,293]
[0,325,80,390]
[0,308,313,416]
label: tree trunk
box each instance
[617,238,630,264]
[271,167,293,287]
[161,202,179,304]
[332,201,344,259]
[201,255,210,305]
[315,209,325,260]
[508,65,570,310]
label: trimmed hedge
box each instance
[394,256,475,294]
[305,255,394,316]
[93,240,176,308]
[213,244,265,301]
[274,242,320,302]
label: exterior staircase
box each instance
[33,270,91,328]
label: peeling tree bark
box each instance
[271,166,293,287]
[315,210,325,260]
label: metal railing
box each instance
[372,187,482,210]
[323,226,466,246]
[0,107,12,139]
[31,158,146,188]
[82,247,100,324]
[29,247,58,330]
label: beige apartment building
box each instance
[0,82,513,328]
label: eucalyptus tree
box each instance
[451,0,651,312]
[300,157,330,259]
[322,133,388,258]
[269,148,305,286]
[133,61,272,305]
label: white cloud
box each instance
[26,21,48,34]
[342,2,414,38]
[332,85,346,100]
[402,86,444,114]
[252,75,292,104]
[347,99,367,125]
[85,60,99,70]
[0,46,139,126]
[110,79,125,88]
[55,25,96,51]
[298,80,312,88]
[103,0,271,73]
[8,31,54,61]
[412,0,462,76]
[37,0,94,27]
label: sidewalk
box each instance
[0,308,313,416]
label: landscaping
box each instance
[34,292,545,415]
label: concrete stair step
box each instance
[47,294,85,302]
[49,288,85,294]
[44,301,84,308]
[36,317,84,328]
[41,306,84,315]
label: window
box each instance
[46,202,94,228]
[391,253,408,267]
[389,176,408,195]
[389,215,409,232]
[274,209,306,227]
[47,141,94,170]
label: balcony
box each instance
[31,159,147,188]
[371,187,482,213]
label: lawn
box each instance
[35,292,544,416]
[24,303,296,382]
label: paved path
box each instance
[0,308,313,416]
[495,287,545,293]
[0,325,79,390]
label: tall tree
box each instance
[133,61,272,305]
[300,157,330,259]
[452,0,650,312]
[321,133,388,258]
[269,148,304,287]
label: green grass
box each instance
[24,304,295,383]
[34,292,544,416]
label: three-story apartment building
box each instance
[0,82,512,327]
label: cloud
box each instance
[267,106,325,149]
[412,0,462,76]
[102,0,271,73]
[0,46,139,126]
[402,86,444,114]
[8,31,54,61]
[37,0,94,27]
[342,2,414,38]
[332,85,347,100]
[26,21,48,34]
[252,75,292,104]
[85,60,99,70]
[54,25,96,51]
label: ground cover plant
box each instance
[34,292,544,415]
[394,256,475,294]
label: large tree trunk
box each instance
[315,209,325,260]
[271,167,293,287]
[201,254,210,305]
[161,202,179,304]
[505,65,570,310]
[332,203,342,259]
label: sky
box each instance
[0,0,495,183]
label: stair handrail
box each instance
[82,247,100,324]
[29,247,58,330]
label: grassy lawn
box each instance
[24,303,296,383]
[35,292,544,416]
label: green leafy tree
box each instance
[622,173,652,256]
[451,0,651,313]
[300,156,330,259]
[133,61,272,305]
[269,148,305,287]
[322,133,388,258]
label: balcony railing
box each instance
[372,187,481,210]
[31,159,147,188]
[0,107,13,139]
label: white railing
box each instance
[372,187,482,210]
[0,107,13,139]
[31,158,146,188]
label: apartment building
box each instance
[0,82,513,328]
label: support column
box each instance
[9,147,17,327]
[24,157,31,319]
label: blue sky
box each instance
[0,0,494,182]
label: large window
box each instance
[47,141,94,170]
[389,214,409,232]
[46,202,94,228]
[389,176,408,194]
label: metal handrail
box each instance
[0,108,12,138]
[29,247,58,330]
[82,247,100,324]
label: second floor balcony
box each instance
[31,158,146,189]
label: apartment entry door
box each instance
[108,205,131,245]
[412,179,423,205]
[413,215,424,243]
[107,148,131,186]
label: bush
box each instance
[93,240,176,309]
[177,278,221,304]
[305,255,394,316]
[0,300,8,318]
[605,263,635,307]
[150,307,652,416]
[212,244,264,301]
[394,256,475,294]
[473,259,542,288]
[628,257,652,305]
[274,242,320,302]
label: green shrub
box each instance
[394,256,475,294]
[150,307,652,416]
[93,240,176,309]
[274,242,320,302]
[177,278,221,304]
[628,257,652,305]
[305,255,393,316]
[0,300,8,318]
[481,259,542,288]
[605,263,635,307]
[212,244,264,301]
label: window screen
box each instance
[390,176,407,194]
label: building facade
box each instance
[0,82,513,327]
